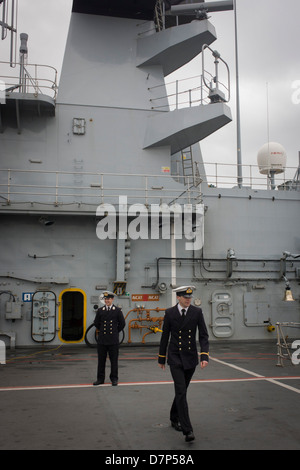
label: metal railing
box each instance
[0,168,201,207]
[203,162,300,191]
[149,74,211,110]
[149,46,230,110]
[0,60,58,100]
[0,163,298,209]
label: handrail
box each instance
[149,74,211,110]
[203,162,299,191]
[149,66,229,111]
[0,168,201,207]
[0,164,298,209]
[0,60,58,100]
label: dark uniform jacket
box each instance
[94,305,125,346]
[158,304,209,370]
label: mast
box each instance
[233,0,242,188]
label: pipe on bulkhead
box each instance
[125,308,165,344]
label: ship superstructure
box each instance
[0,0,299,348]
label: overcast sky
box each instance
[2,0,300,177]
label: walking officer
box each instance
[158,286,209,442]
[93,291,125,386]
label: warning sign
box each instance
[161,167,170,174]
[131,294,160,302]
[113,282,127,296]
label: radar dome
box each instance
[257,142,287,175]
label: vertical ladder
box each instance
[182,146,194,185]
[154,0,164,32]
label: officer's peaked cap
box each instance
[102,291,115,298]
[173,286,195,298]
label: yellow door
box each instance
[58,289,86,343]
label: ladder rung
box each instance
[182,147,194,184]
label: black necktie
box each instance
[180,309,186,325]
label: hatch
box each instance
[58,289,86,343]
[31,291,57,343]
[211,290,234,338]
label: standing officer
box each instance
[158,286,209,442]
[93,291,125,386]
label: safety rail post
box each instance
[145,175,148,207]
[101,174,104,204]
[34,63,39,96]
[187,176,191,204]
[249,164,253,189]
[7,168,11,203]
[55,171,59,206]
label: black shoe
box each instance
[171,421,182,432]
[185,432,195,442]
[112,381,118,386]
[93,380,104,386]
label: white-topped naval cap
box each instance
[173,286,195,298]
[102,291,115,298]
[99,290,115,304]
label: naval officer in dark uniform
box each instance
[158,286,209,442]
[93,291,125,386]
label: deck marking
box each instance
[210,357,265,378]
[265,378,300,394]
[1,356,300,393]
[210,356,300,394]
[1,376,300,393]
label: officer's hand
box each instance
[158,364,165,370]
[200,361,208,369]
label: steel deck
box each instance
[0,341,299,451]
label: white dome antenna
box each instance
[257,142,287,189]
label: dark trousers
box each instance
[169,365,195,435]
[97,343,119,382]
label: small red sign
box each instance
[131,294,160,302]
